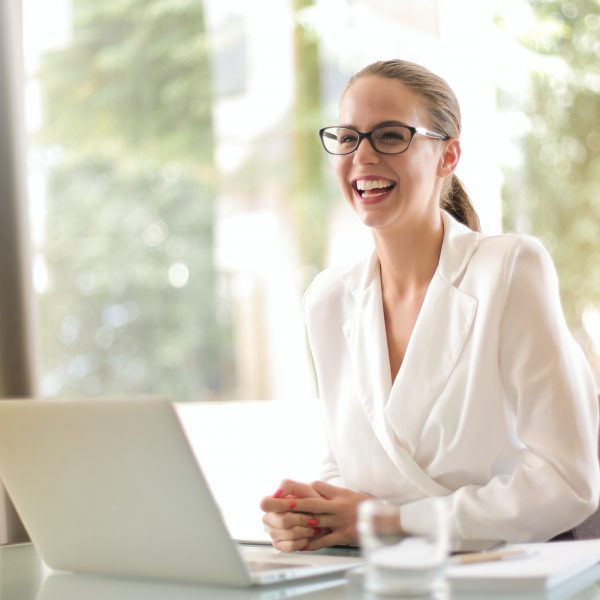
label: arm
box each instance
[260,274,356,552]
[319,430,344,485]
[402,237,599,543]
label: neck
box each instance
[374,211,444,298]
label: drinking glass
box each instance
[357,498,450,598]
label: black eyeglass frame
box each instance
[318,124,450,156]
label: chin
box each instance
[355,212,391,230]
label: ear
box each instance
[437,139,461,177]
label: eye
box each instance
[376,127,410,145]
[338,129,358,146]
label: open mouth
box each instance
[353,178,396,198]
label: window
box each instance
[24,0,513,404]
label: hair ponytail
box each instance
[441,174,481,232]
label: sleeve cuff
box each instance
[399,495,502,551]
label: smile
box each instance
[352,178,396,202]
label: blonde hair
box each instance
[345,60,481,232]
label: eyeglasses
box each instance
[318,124,449,155]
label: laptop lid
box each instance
[0,398,360,587]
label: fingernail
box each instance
[272,488,283,498]
[307,518,319,526]
[313,527,322,536]
[289,500,297,510]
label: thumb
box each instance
[311,480,346,499]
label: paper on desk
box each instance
[447,540,600,592]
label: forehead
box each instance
[339,75,429,129]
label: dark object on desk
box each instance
[572,392,600,540]
[571,392,600,539]
[573,503,600,539]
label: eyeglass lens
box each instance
[321,126,413,155]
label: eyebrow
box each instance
[337,120,411,130]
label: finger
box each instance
[273,537,310,553]
[303,530,342,551]
[264,523,317,541]
[276,479,322,499]
[260,478,320,512]
[262,512,323,529]
[266,529,326,549]
[260,496,304,513]
[263,511,322,531]
[308,526,331,540]
[290,497,334,515]
[311,480,344,499]
[263,510,329,532]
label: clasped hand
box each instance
[259,479,371,552]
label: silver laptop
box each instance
[0,398,361,587]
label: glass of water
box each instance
[357,498,450,598]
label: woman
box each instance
[260,59,599,552]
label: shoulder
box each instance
[440,210,556,287]
[304,265,348,307]
[302,254,373,321]
[476,230,547,255]
[464,232,559,305]
[474,232,555,278]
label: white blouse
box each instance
[303,210,599,543]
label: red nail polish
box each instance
[313,527,322,536]
[289,500,297,510]
[272,488,283,498]
[307,518,319,526]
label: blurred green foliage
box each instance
[501,0,600,373]
[292,0,329,282]
[37,0,232,401]
[34,0,329,401]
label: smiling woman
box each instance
[260,58,599,553]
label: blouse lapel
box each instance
[340,211,479,494]
[384,273,477,451]
[342,253,392,445]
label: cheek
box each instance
[333,157,351,191]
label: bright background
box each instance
[20,0,600,537]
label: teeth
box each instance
[355,179,393,191]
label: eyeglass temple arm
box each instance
[415,127,449,140]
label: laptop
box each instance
[0,398,361,587]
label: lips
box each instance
[352,177,396,203]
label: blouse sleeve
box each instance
[319,435,344,485]
[401,236,599,543]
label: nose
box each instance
[353,136,379,165]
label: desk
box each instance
[2,543,600,600]
[0,543,350,600]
